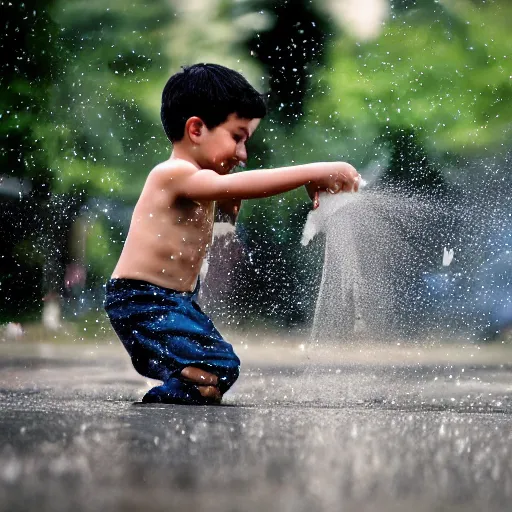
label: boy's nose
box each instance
[236,146,247,163]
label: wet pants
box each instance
[104,278,240,404]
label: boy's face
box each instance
[198,113,260,174]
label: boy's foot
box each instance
[181,366,222,401]
[180,366,219,386]
[180,366,235,395]
[142,377,221,405]
[197,384,222,400]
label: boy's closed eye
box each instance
[234,127,251,143]
[233,133,247,144]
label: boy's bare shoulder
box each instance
[144,159,219,201]
[149,159,201,183]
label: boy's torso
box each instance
[112,164,215,292]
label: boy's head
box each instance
[161,63,267,143]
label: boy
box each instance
[104,63,361,405]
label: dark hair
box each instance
[161,63,267,142]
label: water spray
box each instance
[302,178,367,247]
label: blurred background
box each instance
[1,0,511,344]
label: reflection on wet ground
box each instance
[0,341,511,512]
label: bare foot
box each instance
[181,366,219,386]
[181,366,222,402]
[197,385,222,401]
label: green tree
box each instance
[0,0,65,319]
[1,1,174,319]
[313,0,512,157]
[0,0,59,188]
[48,0,172,198]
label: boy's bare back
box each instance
[112,159,215,292]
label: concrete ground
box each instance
[0,335,511,512]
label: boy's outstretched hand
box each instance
[305,162,361,209]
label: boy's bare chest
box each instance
[165,200,215,253]
[173,199,214,230]
[174,201,214,228]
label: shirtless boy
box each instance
[104,63,361,405]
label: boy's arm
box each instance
[174,162,360,203]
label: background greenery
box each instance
[1,0,511,327]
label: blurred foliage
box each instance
[312,0,512,157]
[0,0,58,189]
[84,220,117,287]
[1,0,172,319]
[47,0,172,198]
[2,0,512,326]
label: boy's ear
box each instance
[185,116,205,144]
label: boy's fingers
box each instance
[181,366,219,386]
[313,190,319,209]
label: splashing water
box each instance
[442,247,454,267]
[302,184,464,343]
[301,179,368,246]
[302,167,512,345]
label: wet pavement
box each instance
[0,338,511,512]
